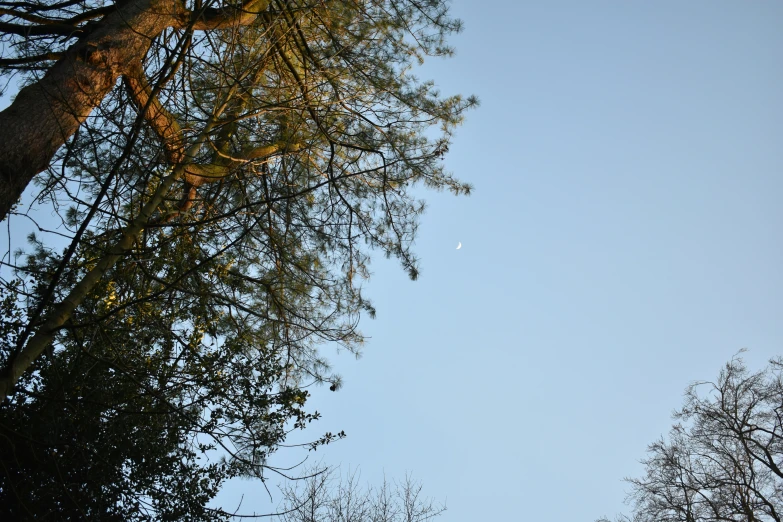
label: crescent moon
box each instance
[456,242,462,250]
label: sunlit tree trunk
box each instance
[0,0,268,220]
[0,0,183,219]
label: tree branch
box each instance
[0,51,63,66]
[0,0,87,12]
[187,0,269,30]
[0,7,69,25]
[122,62,186,165]
[184,141,302,187]
[0,19,83,37]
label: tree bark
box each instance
[0,0,182,221]
[0,0,272,221]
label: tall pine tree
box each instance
[0,0,474,517]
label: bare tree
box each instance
[598,353,783,522]
[276,467,446,522]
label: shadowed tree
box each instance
[0,268,342,519]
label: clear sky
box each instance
[3,1,779,520]
[212,2,783,519]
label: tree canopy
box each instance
[0,0,475,517]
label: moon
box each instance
[456,242,462,250]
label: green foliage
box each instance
[0,265,323,519]
[0,0,475,517]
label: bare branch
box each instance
[0,51,63,66]
[0,19,83,37]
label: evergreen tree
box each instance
[0,0,474,517]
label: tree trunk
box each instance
[0,0,181,220]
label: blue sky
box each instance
[213,2,783,520]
